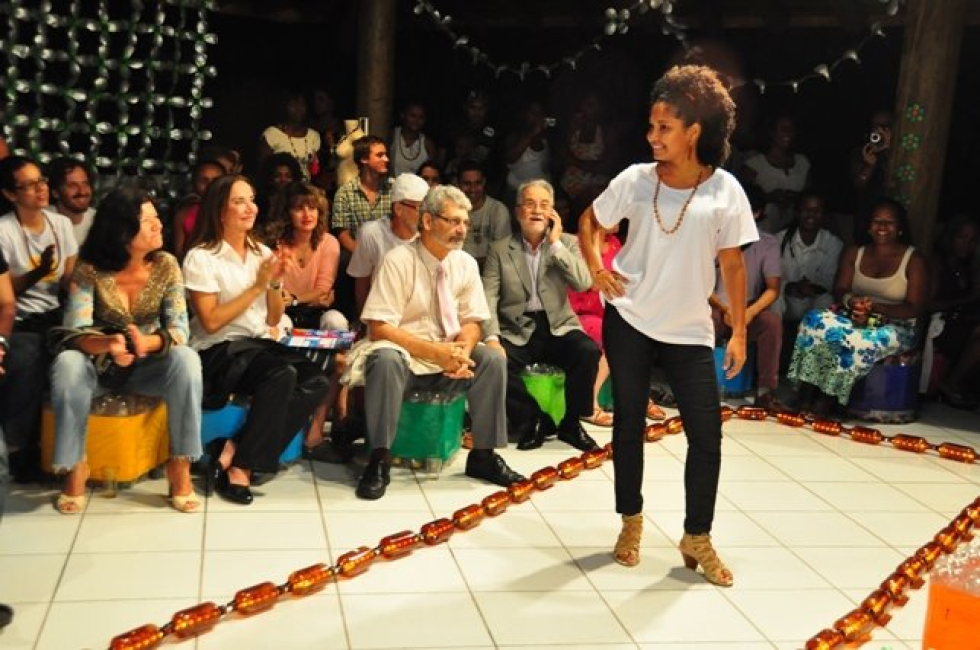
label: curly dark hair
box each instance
[80,181,155,272]
[265,181,328,249]
[649,64,736,168]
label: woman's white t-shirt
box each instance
[591,164,757,347]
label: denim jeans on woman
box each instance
[603,304,723,534]
[49,346,204,471]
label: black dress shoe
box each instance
[557,422,600,452]
[515,418,546,450]
[214,469,254,505]
[465,452,526,487]
[0,604,12,630]
[355,456,390,500]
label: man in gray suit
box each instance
[483,179,601,451]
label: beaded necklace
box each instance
[652,168,704,235]
[396,128,423,162]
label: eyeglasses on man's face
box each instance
[520,200,553,212]
[434,214,469,229]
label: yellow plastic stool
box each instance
[40,398,170,483]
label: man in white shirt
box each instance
[48,157,96,247]
[347,173,427,317]
[354,184,524,500]
[456,160,511,271]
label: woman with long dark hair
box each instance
[182,175,329,505]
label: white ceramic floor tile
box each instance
[731,432,835,457]
[719,455,790,482]
[720,481,833,512]
[0,514,80,555]
[540,511,674,549]
[722,546,832,590]
[529,478,617,511]
[0,602,47,650]
[418,475,512,515]
[446,509,561,548]
[847,455,968,483]
[318,472,434,513]
[0,487,64,516]
[83,477,178,514]
[35,599,192,650]
[72,512,204,553]
[324,510,437,552]
[792,546,906,589]
[454,547,595,592]
[761,455,878,482]
[342,592,493,648]
[204,511,327,550]
[649,511,782,548]
[335,545,469,594]
[55,551,200,601]
[640,644,774,650]
[844,511,952,548]
[603,588,765,643]
[0,555,67,602]
[891,483,980,516]
[474,590,632,646]
[804,482,933,513]
[748,511,886,547]
[201,548,336,599]
[639,480,738,513]
[723,588,856,643]
[572,545,718,592]
[207,473,322,512]
[196,589,348,650]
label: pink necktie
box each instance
[436,264,461,341]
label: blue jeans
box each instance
[604,305,723,534]
[50,347,204,471]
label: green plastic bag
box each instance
[521,367,566,425]
[391,394,465,462]
[597,377,614,411]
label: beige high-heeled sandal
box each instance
[613,513,643,567]
[679,532,733,587]
[166,459,201,513]
[55,462,89,515]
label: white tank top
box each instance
[506,141,550,190]
[390,126,431,176]
[853,245,914,305]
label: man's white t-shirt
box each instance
[591,164,757,347]
[347,218,417,280]
[0,210,79,317]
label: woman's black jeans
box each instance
[604,304,722,534]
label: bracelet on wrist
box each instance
[268,281,283,291]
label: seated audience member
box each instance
[417,161,441,188]
[48,183,203,514]
[198,144,242,175]
[709,183,782,410]
[456,160,511,271]
[331,135,392,253]
[171,157,225,259]
[255,152,302,234]
[788,198,928,414]
[444,89,498,179]
[776,190,843,322]
[257,90,321,181]
[348,173,428,317]
[568,223,668,425]
[0,248,13,627]
[389,101,439,176]
[483,179,601,452]
[443,132,477,188]
[48,157,96,246]
[928,215,980,408]
[266,181,348,455]
[0,156,78,481]
[349,184,524,500]
[740,114,812,233]
[267,182,346,331]
[558,92,617,219]
[183,175,329,505]
[850,110,893,231]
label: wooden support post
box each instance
[888,0,966,249]
[355,0,397,141]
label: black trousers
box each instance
[604,305,722,534]
[201,341,329,473]
[501,312,600,430]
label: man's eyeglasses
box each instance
[434,214,469,228]
[15,176,48,193]
[520,200,553,212]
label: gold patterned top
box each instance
[64,251,189,346]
